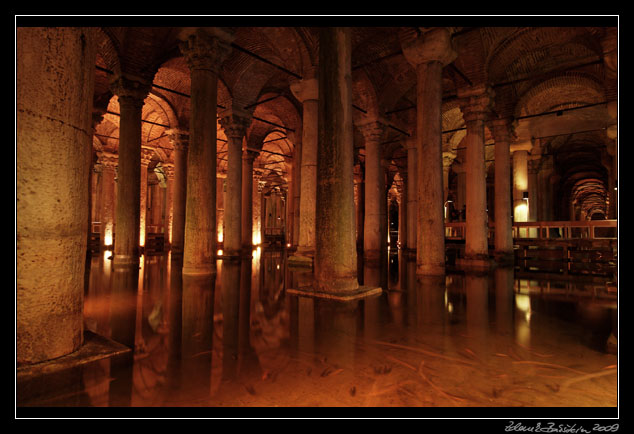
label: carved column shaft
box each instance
[111,76,151,266]
[180,28,232,275]
[169,131,189,254]
[359,120,386,265]
[241,150,258,250]
[491,118,514,261]
[290,74,319,258]
[220,110,251,256]
[402,27,456,275]
[314,27,359,294]
[459,85,494,262]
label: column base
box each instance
[456,255,495,271]
[416,263,446,276]
[287,284,382,301]
[112,254,140,268]
[493,251,515,267]
[182,264,217,276]
[288,254,314,268]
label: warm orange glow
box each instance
[217,249,223,256]
[514,202,529,222]
[218,230,224,243]
[104,225,113,247]
[252,230,261,246]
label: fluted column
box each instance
[167,129,189,254]
[110,76,151,267]
[139,147,154,250]
[358,119,387,266]
[313,27,362,296]
[401,27,456,275]
[289,71,319,263]
[219,109,252,257]
[179,27,232,276]
[241,149,259,251]
[97,151,118,248]
[17,27,96,364]
[458,85,494,268]
[490,118,514,264]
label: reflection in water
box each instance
[21,249,617,409]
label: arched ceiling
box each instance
[91,22,617,217]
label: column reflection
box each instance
[181,271,215,402]
[494,267,515,336]
[165,254,183,395]
[108,263,139,407]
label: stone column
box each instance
[17,27,96,364]
[401,27,457,275]
[442,151,456,221]
[289,71,319,264]
[163,163,175,249]
[219,109,252,257]
[241,149,259,251]
[179,27,232,276]
[399,172,408,250]
[110,75,151,267]
[313,27,368,297]
[528,159,539,222]
[491,118,514,264]
[458,85,494,268]
[358,119,387,266]
[405,136,417,256]
[292,139,302,247]
[139,147,154,249]
[167,129,189,254]
[512,145,530,222]
[97,152,118,248]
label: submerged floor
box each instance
[17,248,618,412]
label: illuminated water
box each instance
[17,248,618,413]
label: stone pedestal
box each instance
[458,85,494,270]
[179,28,232,276]
[402,27,456,275]
[111,76,151,267]
[17,27,97,364]
[491,118,514,265]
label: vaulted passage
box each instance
[16,18,618,415]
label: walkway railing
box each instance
[445,220,617,241]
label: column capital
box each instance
[243,148,260,161]
[442,150,457,167]
[356,118,387,143]
[290,76,319,103]
[109,75,151,107]
[401,27,457,67]
[458,85,495,124]
[141,147,154,166]
[219,108,252,139]
[510,140,533,154]
[179,28,233,73]
[489,117,516,143]
[96,151,118,169]
[162,163,175,179]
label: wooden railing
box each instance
[445,220,617,241]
